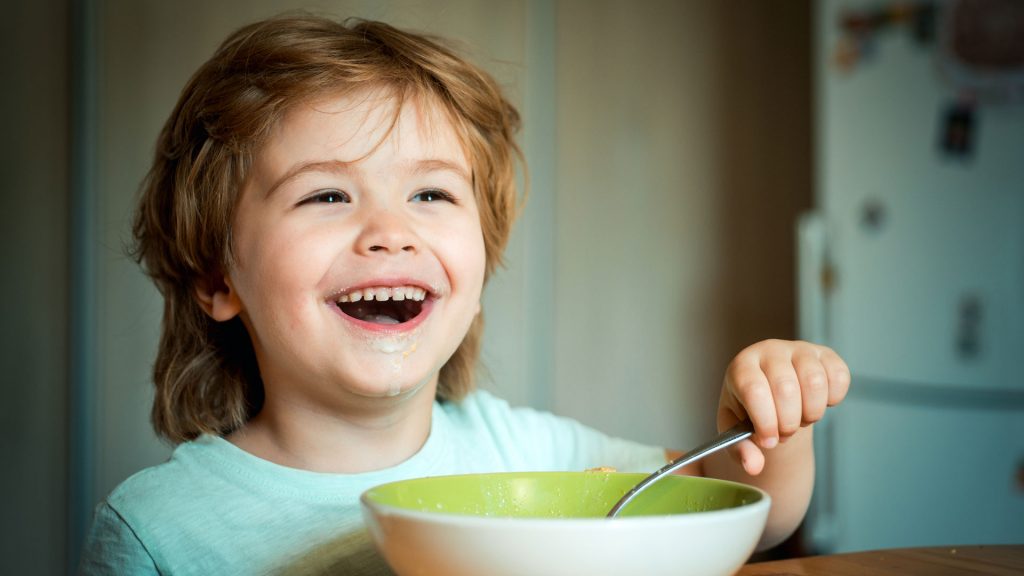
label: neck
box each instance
[227,379,437,474]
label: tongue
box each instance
[364,314,401,325]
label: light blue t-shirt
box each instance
[79,390,667,575]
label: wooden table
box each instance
[737,545,1024,575]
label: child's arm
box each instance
[687,339,850,550]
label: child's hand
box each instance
[717,339,849,476]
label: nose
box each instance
[354,207,419,255]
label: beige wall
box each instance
[0,0,811,569]
[552,1,812,444]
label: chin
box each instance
[346,368,436,400]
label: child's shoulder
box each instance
[98,435,295,559]
[103,435,229,510]
[90,435,385,573]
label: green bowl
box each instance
[361,472,770,576]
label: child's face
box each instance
[214,89,485,407]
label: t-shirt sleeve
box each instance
[461,391,669,473]
[78,501,159,576]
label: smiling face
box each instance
[208,89,486,410]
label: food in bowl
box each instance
[361,471,770,576]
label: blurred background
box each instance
[2,0,1022,573]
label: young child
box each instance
[79,14,849,575]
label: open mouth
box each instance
[335,286,428,325]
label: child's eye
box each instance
[411,189,456,203]
[301,189,350,205]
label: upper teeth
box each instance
[337,286,427,303]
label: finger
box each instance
[762,352,803,439]
[730,439,765,476]
[726,360,779,449]
[793,347,829,425]
[818,346,851,406]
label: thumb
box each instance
[728,439,765,476]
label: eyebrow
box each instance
[264,159,351,199]
[407,158,471,182]
[264,157,472,199]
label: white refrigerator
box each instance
[800,0,1024,553]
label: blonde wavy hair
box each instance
[132,14,522,444]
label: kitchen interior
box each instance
[2,0,1021,573]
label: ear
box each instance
[194,274,243,322]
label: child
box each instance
[80,14,849,575]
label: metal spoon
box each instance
[606,419,755,518]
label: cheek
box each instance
[233,228,332,315]
[456,220,487,295]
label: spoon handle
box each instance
[606,420,755,518]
